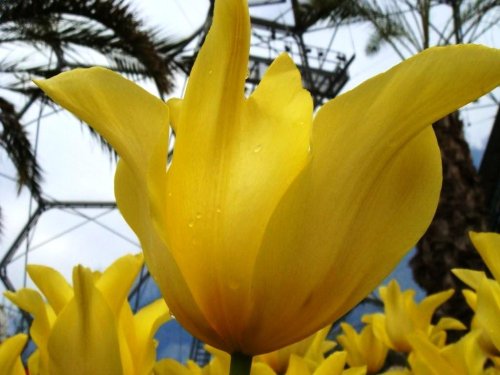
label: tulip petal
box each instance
[252,362,277,375]
[441,331,486,374]
[178,0,249,135]
[34,67,169,176]
[313,351,349,375]
[4,289,55,355]
[248,126,440,351]
[452,269,485,290]
[462,289,477,311]
[154,359,192,375]
[133,299,170,373]
[245,45,500,352]
[156,8,312,349]
[469,231,500,281]
[407,332,456,373]
[285,355,311,375]
[0,334,27,375]
[47,266,123,375]
[435,317,466,331]
[418,289,454,323]
[34,70,193,341]
[476,277,500,351]
[36,63,225,348]
[26,265,73,314]
[95,253,143,317]
[115,158,225,348]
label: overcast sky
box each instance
[0,0,498,299]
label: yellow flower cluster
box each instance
[3,232,497,374]
[153,325,365,375]
[334,232,500,375]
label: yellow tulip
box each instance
[337,321,388,373]
[469,232,500,281]
[372,280,463,352]
[285,352,366,375]
[0,334,28,375]
[154,358,202,375]
[255,325,335,373]
[407,330,486,374]
[35,0,500,356]
[5,254,169,375]
[453,232,500,369]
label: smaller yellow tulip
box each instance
[0,334,28,375]
[256,325,335,374]
[370,280,464,353]
[286,352,366,375]
[337,321,388,373]
[407,330,486,374]
[154,358,202,375]
[469,232,500,281]
[5,254,169,375]
[453,232,500,368]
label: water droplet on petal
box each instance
[228,280,239,290]
[208,70,213,75]
[196,212,202,219]
[253,144,262,153]
[188,221,194,228]
[216,207,222,214]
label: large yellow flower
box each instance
[36,0,500,355]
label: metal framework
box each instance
[0,198,117,292]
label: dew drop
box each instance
[208,69,213,75]
[228,280,239,290]
[188,221,194,228]
[196,212,202,219]
[253,144,262,153]
[216,207,222,214]
[167,192,172,198]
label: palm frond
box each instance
[0,0,181,96]
[0,0,187,161]
[0,96,42,198]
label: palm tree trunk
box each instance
[410,112,490,337]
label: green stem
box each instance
[229,352,252,375]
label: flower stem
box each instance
[229,352,252,375]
